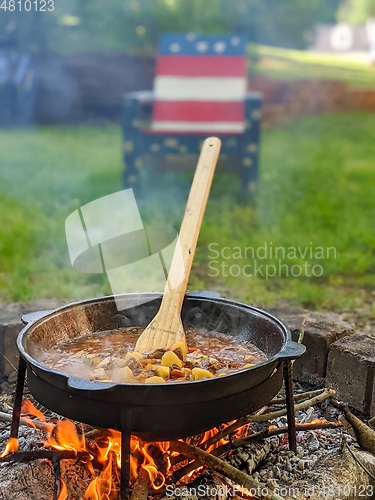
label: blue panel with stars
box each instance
[158,33,246,56]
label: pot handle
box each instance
[67,376,116,391]
[276,340,306,361]
[22,310,54,325]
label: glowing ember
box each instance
[233,484,254,497]
[309,419,327,425]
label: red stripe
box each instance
[156,55,246,77]
[153,101,244,122]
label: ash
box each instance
[229,397,349,492]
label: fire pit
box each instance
[3,292,305,499]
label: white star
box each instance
[196,41,208,53]
[186,33,196,42]
[231,36,240,46]
[214,41,226,53]
[170,43,181,53]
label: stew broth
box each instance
[34,327,267,384]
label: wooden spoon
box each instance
[134,137,221,354]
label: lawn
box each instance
[248,44,375,88]
[0,113,374,311]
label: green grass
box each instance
[0,114,374,310]
[195,113,375,310]
[248,44,375,88]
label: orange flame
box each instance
[0,437,19,458]
[84,455,116,500]
[22,400,47,421]
[14,400,175,498]
[21,400,54,436]
[0,400,284,496]
[235,423,250,438]
[57,479,68,500]
[187,465,203,478]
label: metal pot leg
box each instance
[10,356,27,440]
[284,361,297,453]
[121,409,134,500]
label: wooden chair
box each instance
[121,34,262,196]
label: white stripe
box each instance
[154,77,247,101]
[151,121,245,133]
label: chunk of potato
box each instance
[89,368,107,380]
[171,341,187,358]
[161,351,182,368]
[156,365,170,379]
[97,357,110,369]
[144,363,155,372]
[124,351,143,361]
[112,358,128,368]
[113,366,134,382]
[242,364,255,369]
[91,356,103,366]
[72,350,85,357]
[192,368,214,380]
[146,376,166,384]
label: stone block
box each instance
[326,333,375,416]
[269,305,354,384]
[0,299,69,379]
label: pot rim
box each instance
[17,292,305,390]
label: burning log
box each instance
[130,468,151,500]
[0,410,51,432]
[170,440,285,500]
[0,450,89,463]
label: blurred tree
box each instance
[337,0,375,24]
[219,0,342,49]
[0,0,345,53]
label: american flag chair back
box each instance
[121,34,262,196]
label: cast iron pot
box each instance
[17,292,305,440]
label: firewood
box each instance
[202,388,335,450]
[270,388,324,406]
[0,410,105,440]
[130,468,150,500]
[0,410,51,432]
[0,450,88,462]
[170,440,285,500]
[332,400,375,454]
[233,421,343,447]
[172,440,269,483]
